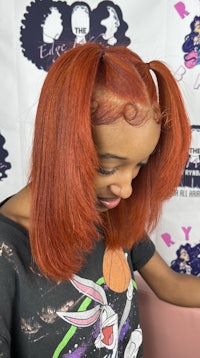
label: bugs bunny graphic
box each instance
[57,274,142,357]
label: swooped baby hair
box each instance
[29,43,191,280]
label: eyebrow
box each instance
[98,153,128,160]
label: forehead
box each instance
[93,118,161,161]
[91,84,158,127]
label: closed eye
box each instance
[98,167,116,176]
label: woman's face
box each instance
[93,114,161,212]
[180,249,189,262]
[194,20,200,34]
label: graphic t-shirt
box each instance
[0,213,155,358]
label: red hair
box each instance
[29,43,191,280]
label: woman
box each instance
[0,43,198,358]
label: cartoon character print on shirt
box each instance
[53,248,142,358]
[20,0,130,71]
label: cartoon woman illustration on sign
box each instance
[71,2,91,47]
[182,16,200,68]
[21,0,72,71]
[171,243,200,276]
[90,1,130,46]
[100,5,120,45]
[20,0,130,71]
[42,6,63,44]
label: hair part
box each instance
[29,43,191,280]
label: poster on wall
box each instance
[0,0,200,271]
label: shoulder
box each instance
[0,213,30,273]
[0,186,31,231]
[0,213,28,245]
[131,237,155,271]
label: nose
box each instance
[109,178,133,200]
[109,166,141,200]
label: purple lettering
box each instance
[38,44,50,59]
[38,42,55,58]
[61,43,68,52]
[39,42,68,62]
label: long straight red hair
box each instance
[29,43,191,280]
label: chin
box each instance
[96,205,109,213]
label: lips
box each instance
[97,197,121,210]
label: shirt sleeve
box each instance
[131,237,155,271]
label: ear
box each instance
[57,305,100,327]
[71,274,107,304]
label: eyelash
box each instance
[98,167,116,176]
[98,162,148,176]
[138,162,148,168]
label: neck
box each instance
[0,185,31,231]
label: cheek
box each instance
[94,174,111,193]
[94,175,105,191]
[132,167,141,179]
